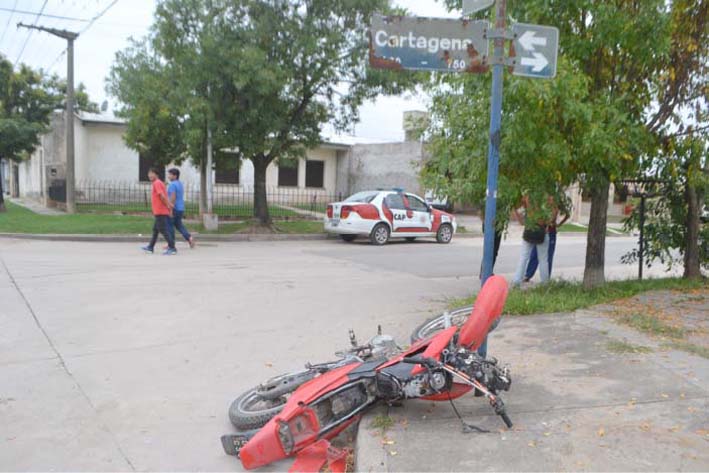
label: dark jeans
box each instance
[478,229,503,358]
[525,228,557,279]
[479,229,503,279]
[167,210,191,242]
[149,215,175,250]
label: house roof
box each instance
[74,112,397,148]
[76,111,128,126]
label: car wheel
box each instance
[405,237,417,242]
[370,223,390,245]
[340,234,357,242]
[436,224,453,244]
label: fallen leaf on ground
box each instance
[544,432,551,437]
[669,426,680,433]
[381,440,395,446]
[265,362,273,368]
[528,441,536,447]
[640,423,651,432]
[597,428,605,437]
[661,393,669,398]
[389,451,398,456]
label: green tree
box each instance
[0,55,96,211]
[109,0,419,225]
[624,0,709,279]
[437,0,707,287]
[622,137,708,277]
[421,58,588,234]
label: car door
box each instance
[383,193,409,232]
[406,194,433,232]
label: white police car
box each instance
[324,189,457,245]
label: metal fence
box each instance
[75,180,343,219]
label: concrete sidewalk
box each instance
[7,197,64,215]
[356,292,709,472]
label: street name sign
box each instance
[462,0,494,16]
[369,15,489,73]
[511,23,559,79]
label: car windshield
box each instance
[345,191,378,203]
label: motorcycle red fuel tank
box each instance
[239,363,361,470]
[458,275,508,350]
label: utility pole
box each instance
[203,84,218,230]
[17,23,79,213]
[480,0,507,284]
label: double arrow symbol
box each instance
[518,31,548,73]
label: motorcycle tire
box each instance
[410,305,474,343]
[228,370,319,431]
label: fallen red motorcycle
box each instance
[221,275,512,470]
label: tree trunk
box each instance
[0,160,5,212]
[583,178,610,289]
[683,181,702,279]
[199,158,207,216]
[253,157,271,225]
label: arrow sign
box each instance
[512,23,559,79]
[520,52,549,72]
[462,0,494,15]
[518,30,547,51]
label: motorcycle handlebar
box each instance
[401,356,439,368]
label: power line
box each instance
[0,0,19,45]
[80,0,120,35]
[14,0,49,66]
[44,0,122,72]
[0,7,90,22]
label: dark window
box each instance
[345,191,378,203]
[278,162,299,187]
[581,188,592,202]
[613,185,629,204]
[407,194,429,211]
[384,194,406,210]
[215,162,239,184]
[305,160,324,188]
[139,154,164,182]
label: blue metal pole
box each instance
[481,0,506,285]
[479,0,506,359]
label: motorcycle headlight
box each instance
[277,421,294,455]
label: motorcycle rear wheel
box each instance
[228,369,319,431]
[410,305,473,343]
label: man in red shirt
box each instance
[141,168,177,255]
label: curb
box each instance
[0,232,480,243]
[0,232,334,243]
[354,405,389,473]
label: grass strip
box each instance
[1,202,323,235]
[450,278,706,316]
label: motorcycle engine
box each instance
[369,334,399,358]
[453,349,512,393]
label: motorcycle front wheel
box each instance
[410,305,473,343]
[228,369,320,431]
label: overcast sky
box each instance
[0,0,460,142]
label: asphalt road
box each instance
[0,235,678,471]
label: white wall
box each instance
[84,123,139,182]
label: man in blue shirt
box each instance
[166,168,195,248]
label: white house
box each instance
[5,109,628,222]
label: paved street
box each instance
[0,236,681,471]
